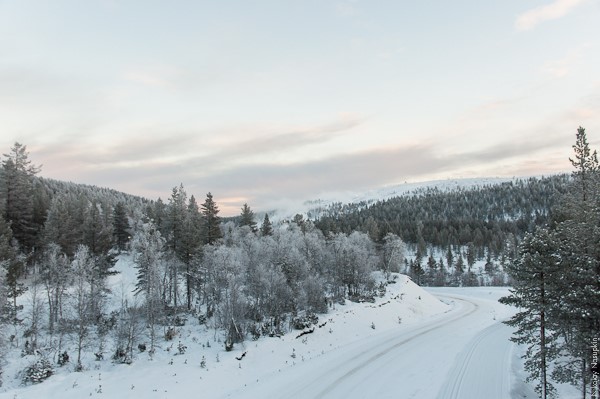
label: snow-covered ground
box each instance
[1,266,580,399]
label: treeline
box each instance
[500,127,600,398]
[314,175,570,255]
[0,143,147,258]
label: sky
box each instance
[1,0,599,215]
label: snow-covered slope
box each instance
[0,272,449,398]
[268,177,518,221]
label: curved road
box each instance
[223,291,523,399]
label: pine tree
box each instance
[0,216,25,326]
[83,201,113,256]
[43,194,83,257]
[569,126,598,203]
[112,202,130,252]
[445,247,454,270]
[500,229,560,399]
[0,143,41,250]
[549,126,600,396]
[201,192,222,245]
[261,213,273,236]
[0,260,8,386]
[239,203,257,232]
[166,184,188,308]
[466,243,476,268]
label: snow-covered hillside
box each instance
[269,177,518,221]
[1,254,450,398]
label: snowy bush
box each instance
[113,347,132,364]
[347,293,375,303]
[57,351,69,366]
[291,313,318,330]
[177,341,187,355]
[22,357,54,384]
[164,327,177,341]
[249,324,261,341]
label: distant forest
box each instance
[314,175,569,252]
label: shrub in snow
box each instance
[57,351,69,366]
[377,282,387,296]
[22,340,35,356]
[249,323,261,341]
[22,357,54,384]
[74,360,83,372]
[164,327,177,341]
[292,313,318,330]
[348,293,375,303]
[262,321,285,338]
[113,347,132,364]
[177,341,187,355]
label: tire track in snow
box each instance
[436,320,513,399]
[310,296,479,399]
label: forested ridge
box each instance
[0,132,596,398]
[315,175,570,252]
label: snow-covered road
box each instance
[223,290,518,399]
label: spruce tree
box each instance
[112,202,130,252]
[569,126,598,203]
[500,228,560,399]
[0,260,8,386]
[0,143,41,250]
[166,184,187,307]
[239,203,257,232]
[201,192,222,245]
[550,126,600,395]
[261,213,273,236]
[0,217,25,325]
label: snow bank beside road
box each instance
[0,274,448,399]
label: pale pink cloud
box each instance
[515,0,587,31]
